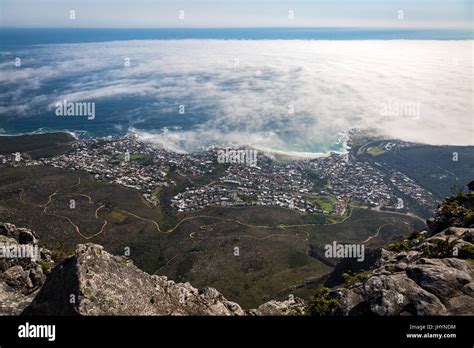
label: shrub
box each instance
[39,259,51,273]
[407,231,422,241]
[458,244,474,260]
[307,285,341,316]
[387,240,409,252]
[422,239,456,258]
[342,270,371,286]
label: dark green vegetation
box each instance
[430,190,474,234]
[366,147,385,156]
[386,240,410,252]
[158,212,332,307]
[362,142,474,200]
[309,207,425,250]
[304,171,330,191]
[342,269,372,286]
[306,285,340,316]
[322,248,383,287]
[0,132,75,159]
[171,205,423,305]
[421,239,474,259]
[0,165,426,307]
[387,189,474,258]
[291,207,425,298]
[0,165,165,272]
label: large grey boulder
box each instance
[0,282,37,315]
[253,297,306,316]
[336,273,447,316]
[0,224,52,291]
[0,222,53,315]
[406,258,471,299]
[22,243,303,316]
[331,228,474,316]
[23,243,246,316]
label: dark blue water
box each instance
[1,28,472,48]
[0,28,472,153]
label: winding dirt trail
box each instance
[18,178,421,244]
[19,177,109,239]
[362,220,413,244]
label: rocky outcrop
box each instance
[0,222,53,315]
[321,186,474,316]
[330,227,474,316]
[21,242,305,316]
[251,297,306,316]
[0,282,37,315]
[23,243,247,316]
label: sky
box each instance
[0,0,472,28]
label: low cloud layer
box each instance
[0,40,472,153]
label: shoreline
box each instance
[1,130,473,160]
[0,128,343,159]
[0,129,79,141]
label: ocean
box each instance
[1,28,472,46]
[0,28,472,155]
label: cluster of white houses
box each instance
[1,135,435,216]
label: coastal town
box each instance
[0,134,437,216]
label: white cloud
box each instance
[1,39,472,153]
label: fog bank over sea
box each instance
[1,29,472,155]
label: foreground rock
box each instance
[23,243,248,315]
[252,297,306,316]
[22,243,305,316]
[331,227,474,316]
[0,282,37,315]
[0,222,53,315]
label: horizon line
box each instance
[0,26,472,31]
